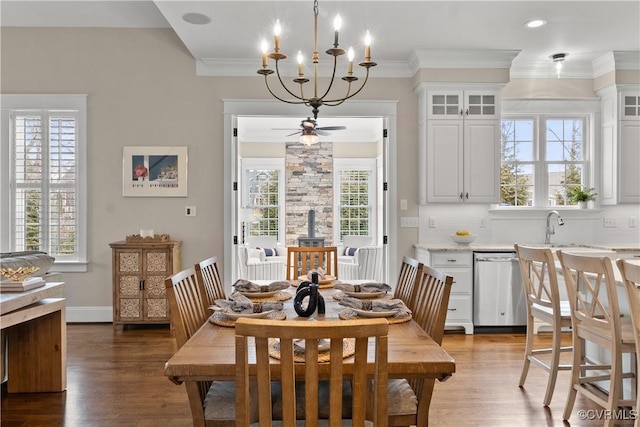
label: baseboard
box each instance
[66,306,112,323]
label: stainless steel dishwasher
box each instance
[473,252,526,326]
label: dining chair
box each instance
[514,244,572,406]
[166,267,244,427]
[195,256,227,306]
[392,256,422,313]
[617,258,640,427]
[386,264,452,427]
[235,317,389,427]
[286,246,339,280]
[557,251,637,427]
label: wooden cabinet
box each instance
[110,241,181,329]
[417,84,502,204]
[429,250,474,334]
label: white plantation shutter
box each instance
[13,111,78,256]
[2,94,87,269]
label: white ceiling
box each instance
[2,0,638,141]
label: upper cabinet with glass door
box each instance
[622,93,640,120]
[427,89,500,120]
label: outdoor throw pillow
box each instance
[344,246,358,256]
[258,247,277,257]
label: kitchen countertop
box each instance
[415,243,640,252]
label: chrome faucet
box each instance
[544,210,565,245]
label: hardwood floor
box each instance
[0,324,634,426]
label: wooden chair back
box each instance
[515,244,563,322]
[616,258,640,419]
[392,256,422,312]
[557,251,622,344]
[165,267,209,348]
[165,267,212,425]
[235,318,389,427]
[195,256,226,306]
[286,246,339,280]
[411,265,453,345]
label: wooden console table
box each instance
[0,282,66,393]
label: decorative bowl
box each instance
[450,234,477,245]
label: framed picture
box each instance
[122,146,188,197]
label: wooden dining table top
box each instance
[164,280,456,383]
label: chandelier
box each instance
[258,0,376,121]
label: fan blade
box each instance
[286,131,301,137]
[316,126,346,131]
[272,128,301,131]
[315,130,331,136]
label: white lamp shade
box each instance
[300,133,319,146]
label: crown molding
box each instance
[592,51,640,78]
[195,50,638,80]
[408,49,521,75]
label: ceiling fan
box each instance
[273,118,346,145]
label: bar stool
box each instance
[514,244,572,406]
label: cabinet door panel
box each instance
[619,121,640,203]
[465,120,500,203]
[427,121,463,202]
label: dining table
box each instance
[164,279,456,425]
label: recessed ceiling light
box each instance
[525,19,547,29]
[182,12,211,25]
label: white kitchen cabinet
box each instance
[427,89,499,120]
[619,92,640,203]
[599,86,640,204]
[417,84,503,204]
[430,250,474,334]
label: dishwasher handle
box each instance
[475,256,519,263]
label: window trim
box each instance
[496,98,599,210]
[333,158,377,244]
[1,94,88,272]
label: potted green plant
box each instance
[568,186,597,208]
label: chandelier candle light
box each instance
[258,0,376,121]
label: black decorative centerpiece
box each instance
[293,272,326,317]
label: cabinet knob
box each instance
[459,192,464,200]
[459,109,464,116]
[465,192,469,199]
[448,308,457,311]
[465,108,469,116]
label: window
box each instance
[334,159,376,242]
[1,95,87,271]
[500,115,588,207]
[240,158,284,241]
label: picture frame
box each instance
[122,146,188,197]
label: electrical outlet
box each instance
[400,217,419,228]
[479,217,487,228]
[185,206,197,217]
[428,217,436,228]
[400,199,408,211]
[603,217,617,228]
[630,216,637,228]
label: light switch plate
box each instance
[185,206,197,217]
[603,217,616,228]
[400,217,419,228]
